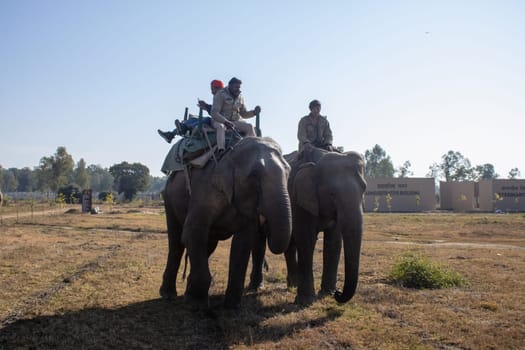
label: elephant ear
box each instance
[293,163,318,216]
[211,158,234,203]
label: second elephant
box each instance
[250,147,366,305]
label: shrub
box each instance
[389,253,467,289]
[57,185,81,204]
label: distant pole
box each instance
[184,107,189,121]
[255,112,261,137]
[198,107,203,134]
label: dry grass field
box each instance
[1,204,524,349]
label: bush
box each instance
[389,253,467,289]
[57,185,81,204]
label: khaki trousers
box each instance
[212,120,256,150]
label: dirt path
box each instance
[371,240,525,250]
[0,208,69,221]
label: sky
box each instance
[1,0,524,178]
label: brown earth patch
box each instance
[0,209,524,349]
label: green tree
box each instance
[16,167,35,192]
[508,168,521,179]
[36,156,54,195]
[35,147,74,196]
[1,168,18,192]
[74,158,89,189]
[427,162,441,179]
[87,164,114,192]
[396,161,413,178]
[51,146,74,191]
[365,144,395,178]
[472,163,498,180]
[148,175,167,193]
[440,151,472,182]
[109,162,150,201]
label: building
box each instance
[364,177,435,212]
[439,179,525,212]
[439,181,477,212]
[478,179,525,212]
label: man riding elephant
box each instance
[297,99,334,152]
[211,77,261,155]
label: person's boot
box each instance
[157,129,175,143]
[175,119,187,136]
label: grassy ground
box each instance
[0,206,524,349]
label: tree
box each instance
[472,163,498,180]
[508,168,521,179]
[426,162,441,179]
[57,185,81,204]
[87,164,114,192]
[396,161,413,178]
[364,144,395,178]
[1,168,18,192]
[440,151,472,182]
[148,175,167,193]
[109,162,150,201]
[16,167,35,192]
[51,146,74,191]
[35,147,74,196]
[74,158,89,189]
[36,156,54,195]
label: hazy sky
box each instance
[1,1,523,177]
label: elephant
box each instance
[159,136,292,309]
[250,146,366,305]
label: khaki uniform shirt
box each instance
[297,114,333,152]
[211,88,255,124]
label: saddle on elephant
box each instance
[161,111,242,175]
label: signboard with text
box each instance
[364,178,435,212]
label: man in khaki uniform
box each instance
[211,77,261,152]
[297,99,333,152]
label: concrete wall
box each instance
[478,179,525,212]
[439,181,477,212]
[364,177,435,212]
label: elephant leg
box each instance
[224,228,254,309]
[248,223,267,291]
[294,208,318,305]
[320,228,342,295]
[285,237,298,288]
[183,223,212,308]
[160,214,184,299]
[207,239,219,257]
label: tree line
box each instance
[2,144,521,201]
[364,144,521,180]
[0,146,166,201]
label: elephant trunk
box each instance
[260,182,292,254]
[334,202,363,303]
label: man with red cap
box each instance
[157,79,225,143]
[211,77,261,152]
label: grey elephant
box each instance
[250,147,366,305]
[159,136,292,309]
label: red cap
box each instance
[211,79,224,89]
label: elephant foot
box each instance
[294,293,316,306]
[159,284,177,300]
[184,292,209,310]
[247,276,264,291]
[318,288,336,297]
